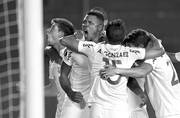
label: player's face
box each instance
[82,15,103,42]
[49,24,60,39]
[48,24,65,49]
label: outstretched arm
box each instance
[100,62,153,78]
[60,35,80,53]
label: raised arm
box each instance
[145,33,165,59]
[60,35,80,53]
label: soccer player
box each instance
[44,18,75,118]
[90,8,150,118]
[102,29,180,118]
[59,10,106,118]
[144,45,180,118]
[49,19,164,118]
[100,29,154,118]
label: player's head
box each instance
[89,7,108,43]
[48,18,75,48]
[123,29,151,48]
[89,6,108,27]
[50,18,75,36]
[82,11,104,43]
[106,19,126,45]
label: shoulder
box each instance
[44,45,61,63]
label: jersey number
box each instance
[102,57,122,85]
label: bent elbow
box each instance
[159,48,165,56]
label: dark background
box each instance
[43,0,180,118]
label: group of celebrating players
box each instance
[44,6,180,118]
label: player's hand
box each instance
[139,93,148,108]
[79,98,86,109]
[99,65,118,78]
[67,91,84,103]
[74,30,84,40]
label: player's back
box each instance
[145,53,180,118]
[78,42,145,109]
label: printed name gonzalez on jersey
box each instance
[97,49,128,58]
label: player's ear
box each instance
[58,31,64,38]
[97,24,103,32]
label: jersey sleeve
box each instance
[78,41,96,57]
[144,59,156,69]
[129,47,146,60]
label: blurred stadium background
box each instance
[43,0,180,118]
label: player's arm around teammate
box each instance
[59,61,84,104]
[100,62,152,79]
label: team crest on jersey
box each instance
[83,43,93,48]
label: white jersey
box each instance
[61,48,91,101]
[145,53,180,118]
[49,58,65,118]
[78,41,145,109]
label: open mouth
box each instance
[83,30,88,38]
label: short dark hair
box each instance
[87,11,104,24]
[51,18,75,36]
[123,29,151,48]
[89,7,108,21]
[106,19,126,44]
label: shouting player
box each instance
[49,19,164,118]
[59,9,106,118]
